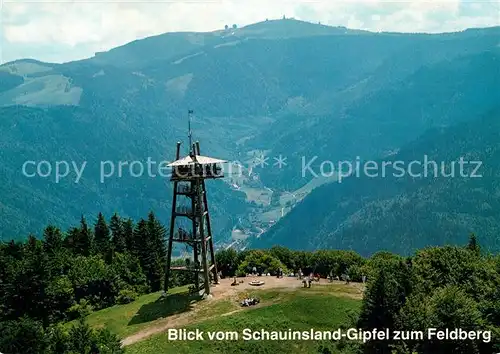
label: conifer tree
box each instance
[16,236,51,325]
[147,212,167,290]
[467,233,481,256]
[63,227,78,253]
[4,239,22,260]
[42,225,64,255]
[134,220,149,264]
[147,211,167,266]
[74,216,93,257]
[42,225,69,276]
[94,212,110,256]
[110,213,126,253]
[123,218,135,254]
[134,219,162,291]
[358,259,412,353]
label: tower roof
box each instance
[167,155,227,167]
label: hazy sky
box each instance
[1,0,499,64]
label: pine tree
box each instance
[134,219,162,292]
[467,233,481,256]
[4,240,22,260]
[147,211,167,266]
[15,236,52,326]
[147,212,167,290]
[42,225,68,277]
[73,216,93,257]
[63,227,78,252]
[134,220,149,263]
[94,212,110,256]
[110,213,126,253]
[123,218,135,254]
[358,259,412,353]
[42,225,64,255]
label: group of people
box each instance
[240,297,260,307]
[328,272,367,284]
[297,268,367,286]
[297,269,318,288]
[249,266,284,277]
[245,266,366,284]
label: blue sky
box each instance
[1,0,499,64]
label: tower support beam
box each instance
[164,136,224,297]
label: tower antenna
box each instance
[188,109,194,156]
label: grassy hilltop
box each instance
[82,282,363,354]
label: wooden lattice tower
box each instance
[164,136,225,296]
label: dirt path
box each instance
[121,277,364,346]
[210,276,364,300]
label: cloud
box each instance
[1,0,499,63]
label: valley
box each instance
[219,165,338,250]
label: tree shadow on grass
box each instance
[128,291,203,326]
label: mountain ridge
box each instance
[1,19,499,252]
[4,19,500,67]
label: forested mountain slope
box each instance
[253,108,500,255]
[1,19,499,243]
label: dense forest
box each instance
[1,213,499,353]
[256,107,500,255]
[0,212,183,353]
